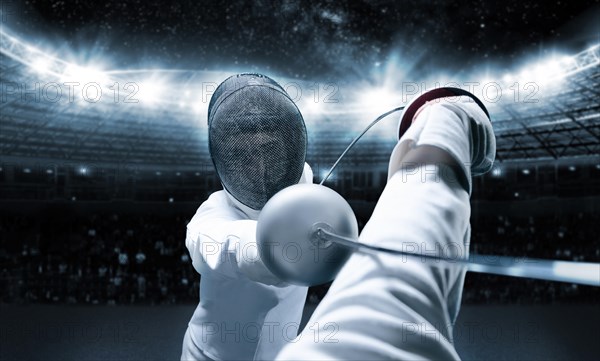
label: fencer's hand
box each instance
[411,97,496,176]
[237,241,290,287]
[388,95,496,193]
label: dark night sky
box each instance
[4,1,599,80]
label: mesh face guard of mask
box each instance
[207,73,307,210]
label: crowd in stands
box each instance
[1,208,598,306]
[0,212,197,305]
[463,211,599,303]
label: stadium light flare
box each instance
[543,59,562,75]
[533,65,546,79]
[300,98,325,114]
[560,56,574,65]
[31,57,52,74]
[518,69,532,81]
[138,79,166,105]
[499,45,599,87]
[61,64,108,85]
[0,25,598,114]
[359,87,400,112]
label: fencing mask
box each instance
[207,73,307,210]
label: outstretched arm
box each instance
[277,99,495,360]
[186,192,284,286]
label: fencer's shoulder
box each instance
[202,190,230,207]
[192,190,246,222]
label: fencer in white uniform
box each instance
[182,165,312,361]
[277,95,496,360]
[181,73,311,361]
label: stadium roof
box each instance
[1,27,598,169]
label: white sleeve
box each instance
[186,192,284,285]
[277,164,470,360]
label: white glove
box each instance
[389,97,496,194]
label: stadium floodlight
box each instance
[518,69,532,81]
[531,58,566,85]
[61,64,108,85]
[359,87,399,112]
[138,79,166,105]
[508,44,599,86]
[548,45,599,81]
[491,167,502,177]
[2,23,598,116]
[560,56,574,65]
[522,169,530,175]
[31,57,52,74]
[533,64,546,79]
[300,97,324,115]
[543,59,562,75]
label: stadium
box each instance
[0,2,599,360]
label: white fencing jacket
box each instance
[185,164,312,361]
